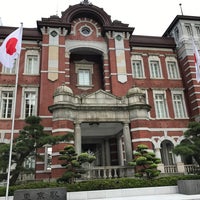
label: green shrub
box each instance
[0,175,200,196]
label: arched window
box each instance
[160,140,175,165]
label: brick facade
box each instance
[0,2,200,180]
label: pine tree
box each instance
[0,116,72,185]
[57,145,96,183]
[173,121,200,167]
[129,144,161,179]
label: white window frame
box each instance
[78,69,90,85]
[75,60,93,88]
[44,145,52,171]
[185,24,193,36]
[195,25,200,36]
[149,56,162,79]
[174,27,179,41]
[153,90,169,119]
[79,25,93,37]
[21,88,38,119]
[23,155,35,169]
[2,59,18,74]
[166,57,180,79]
[49,29,59,45]
[24,50,40,75]
[171,90,187,119]
[160,140,175,165]
[131,55,145,78]
[0,87,15,119]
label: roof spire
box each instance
[80,0,92,5]
[179,3,184,15]
[0,17,3,26]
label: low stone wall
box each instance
[178,180,200,195]
[67,186,178,200]
[0,186,178,200]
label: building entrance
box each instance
[81,122,124,166]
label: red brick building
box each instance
[0,1,200,181]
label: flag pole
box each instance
[5,23,23,200]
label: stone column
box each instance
[117,135,124,166]
[101,141,105,166]
[123,122,133,163]
[176,155,185,173]
[105,139,111,166]
[74,122,81,155]
[155,148,162,159]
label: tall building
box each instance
[0,1,200,181]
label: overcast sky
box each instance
[0,0,200,36]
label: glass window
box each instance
[2,59,17,74]
[81,27,91,35]
[75,60,93,87]
[167,61,180,79]
[25,55,39,74]
[0,91,13,118]
[150,60,162,78]
[174,27,179,40]
[132,60,144,78]
[78,69,90,86]
[185,24,193,36]
[80,25,92,37]
[24,91,37,118]
[160,141,175,165]
[195,26,200,35]
[173,94,186,118]
[24,155,35,169]
[45,146,52,171]
[154,93,168,118]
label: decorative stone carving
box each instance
[14,187,66,200]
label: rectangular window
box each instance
[167,61,179,79]
[173,94,186,118]
[185,25,193,36]
[24,91,37,118]
[24,156,35,169]
[174,27,179,40]
[155,93,168,118]
[2,59,17,74]
[150,61,162,78]
[45,146,52,171]
[78,69,90,86]
[25,55,39,74]
[132,60,144,78]
[195,26,200,35]
[0,91,13,118]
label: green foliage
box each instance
[173,121,200,166]
[1,175,200,196]
[78,153,96,163]
[129,144,161,179]
[0,116,71,186]
[57,146,96,184]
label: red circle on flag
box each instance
[6,37,18,55]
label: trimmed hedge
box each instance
[0,175,200,196]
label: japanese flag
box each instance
[0,25,23,68]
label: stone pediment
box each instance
[81,89,127,106]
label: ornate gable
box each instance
[81,89,127,105]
